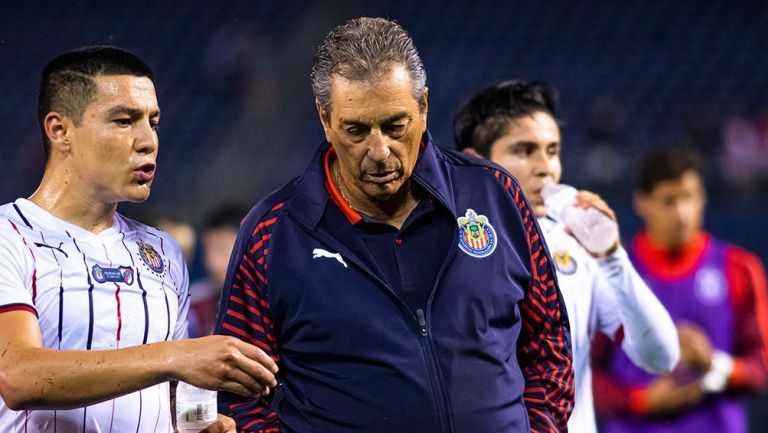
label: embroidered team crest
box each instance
[552,251,578,275]
[137,240,165,275]
[91,264,135,285]
[457,209,497,258]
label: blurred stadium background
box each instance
[1,0,768,430]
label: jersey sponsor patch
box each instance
[552,250,578,274]
[137,240,165,275]
[457,209,497,258]
[91,264,134,284]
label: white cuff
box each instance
[700,351,734,393]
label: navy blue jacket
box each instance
[215,135,574,432]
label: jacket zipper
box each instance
[290,212,455,432]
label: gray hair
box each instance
[311,17,427,116]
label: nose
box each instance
[366,129,391,163]
[134,119,158,155]
[531,149,553,177]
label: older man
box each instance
[216,18,573,433]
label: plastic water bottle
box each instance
[176,381,217,432]
[541,183,619,254]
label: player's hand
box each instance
[172,335,278,397]
[643,374,704,415]
[569,189,620,256]
[573,190,617,222]
[678,322,714,372]
[195,414,237,432]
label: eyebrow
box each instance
[508,140,560,148]
[339,112,410,126]
[106,105,161,118]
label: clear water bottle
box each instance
[541,183,619,254]
[176,381,217,432]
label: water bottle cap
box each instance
[541,183,577,222]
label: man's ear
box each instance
[44,112,73,154]
[462,147,485,160]
[420,87,429,116]
[632,191,648,219]
[315,101,332,142]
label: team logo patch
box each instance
[552,251,578,275]
[694,267,726,305]
[457,209,497,258]
[91,264,135,285]
[137,240,165,275]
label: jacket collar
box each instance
[287,130,457,228]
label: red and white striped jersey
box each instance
[0,198,189,433]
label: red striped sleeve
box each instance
[496,172,574,432]
[726,245,768,391]
[216,203,285,432]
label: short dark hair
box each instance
[311,17,427,117]
[38,46,154,158]
[204,203,250,231]
[635,148,704,194]
[454,80,558,157]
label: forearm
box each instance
[0,340,180,410]
[599,247,680,373]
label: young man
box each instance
[0,46,277,433]
[216,18,574,432]
[454,80,679,433]
[593,148,768,433]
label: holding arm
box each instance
[573,190,679,373]
[0,230,277,412]
[0,311,276,410]
[595,247,679,373]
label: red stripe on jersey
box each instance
[221,322,273,352]
[251,219,277,238]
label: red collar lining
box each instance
[323,147,362,225]
[633,232,709,280]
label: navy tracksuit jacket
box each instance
[216,134,574,432]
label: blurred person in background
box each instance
[454,79,679,433]
[188,203,249,337]
[593,148,768,433]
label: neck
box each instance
[334,160,418,229]
[29,168,118,234]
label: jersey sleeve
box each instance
[494,171,574,432]
[214,202,284,432]
[0,220,37,315]
[172,252,191,341]
[594,246,679,373]
[725,246,768,391]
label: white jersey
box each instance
[538,217,678,433]
[0,199,190,433]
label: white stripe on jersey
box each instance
[0,199,190,433]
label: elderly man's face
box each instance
[318,64,427,205]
